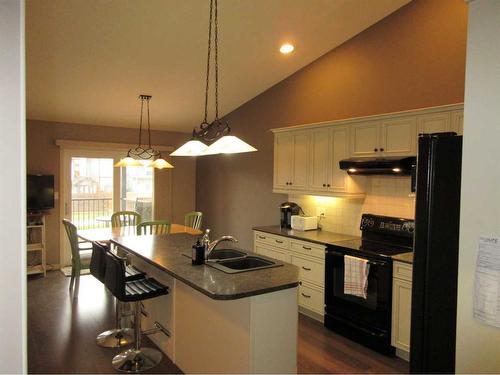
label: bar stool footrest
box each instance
[96,328,135,348]
[112,347,162,373]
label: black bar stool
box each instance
[90,242,145,348]
[104,250,169,373]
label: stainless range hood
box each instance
[339,156,416,175]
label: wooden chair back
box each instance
[137,220,171,235]
[184,211,203,229]
[111,211,142,228]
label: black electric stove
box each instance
[324,214,414,355]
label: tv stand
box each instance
[27,212,46,276]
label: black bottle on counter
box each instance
[192,239,205,265]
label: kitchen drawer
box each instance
[290,239,325,259]
[291,254,324,287]
[254,231,290,250]
[393,261,413,282]
[299,281,324,315]
[254,242,289,262]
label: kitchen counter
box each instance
[253,225,358,246]
[392,251,414,264]
[111,233,299,300]
[111,232,298,373]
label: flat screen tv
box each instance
[27,174,55,211]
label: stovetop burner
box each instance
[329,238,412,258]
[328,213,414,258]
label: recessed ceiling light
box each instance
[280,43,294,54]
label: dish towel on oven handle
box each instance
[344,255,370,299]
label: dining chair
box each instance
[111,211,142,228]
[137,220,171,235]
[62,219,93,291]
[184,211,203,229]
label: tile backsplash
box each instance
[289,176,415,236]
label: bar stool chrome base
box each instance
[112,347,162,373]
[96,328,134,348]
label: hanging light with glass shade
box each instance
[170,0,257,157]
[115,95,174,169]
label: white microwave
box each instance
[291,215,318,231]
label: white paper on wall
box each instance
[473,236,500,328]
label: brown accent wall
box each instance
[196,0,468,249]
[27,120,196,265]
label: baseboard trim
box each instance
[299,306,324,323]
[396,348,410,361]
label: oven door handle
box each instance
[327,248,389,267]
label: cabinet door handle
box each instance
[289,182,293,185]
[322,184,326,187]
[302,266,311,271]
[275,239,283,244]
[327,184,330,187]
[301,293,311,298]
[374,148,378,152]
[302,246,312,250]
[380,148,385,152]
[258,235,266,240]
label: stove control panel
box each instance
[360,214,414,237]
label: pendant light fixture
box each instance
[171,0,257,157]
[115,95,174,169]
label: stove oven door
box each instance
[325,247,392,335]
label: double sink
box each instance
[207,248,283,274]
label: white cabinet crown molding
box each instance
[270,103,464,133]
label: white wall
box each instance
[456,0,500,372]
[0,0,26,373]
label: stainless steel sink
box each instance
[208,255,283,274]
[208,248,247,261]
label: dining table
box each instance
[78,223,202,243]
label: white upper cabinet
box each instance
[273,132,293,189]
[450,110,464,135]
[274,131,309,190]
[272,104,463,197]
[309,128,330,191]
[329,126,350,192]
[350,121,380,157]
[417,112,451,134]
[290,131,309,190]
[350,118,416,158]
[380,117,417,156]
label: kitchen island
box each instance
[111,233,300,374]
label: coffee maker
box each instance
[280,202,302,228]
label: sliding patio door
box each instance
[60,148,154,266]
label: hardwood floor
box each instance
[298,315,408,373]
[28,271,181,374]
[28,271,408,374]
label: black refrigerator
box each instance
[410,133,462,373]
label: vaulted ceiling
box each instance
[26,0,411,132]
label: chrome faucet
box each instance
[202,229,238,260]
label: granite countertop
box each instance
[111,233,299,301]
[391,252,414,264]
[253,225,358,246]
[254,226,414,262]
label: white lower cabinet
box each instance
[298,281,324,316]
[254,242,289,262]
[392,261,413,360]
[254,230,325,321]
[290,254,324,287]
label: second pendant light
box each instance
[170,0,257,157]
